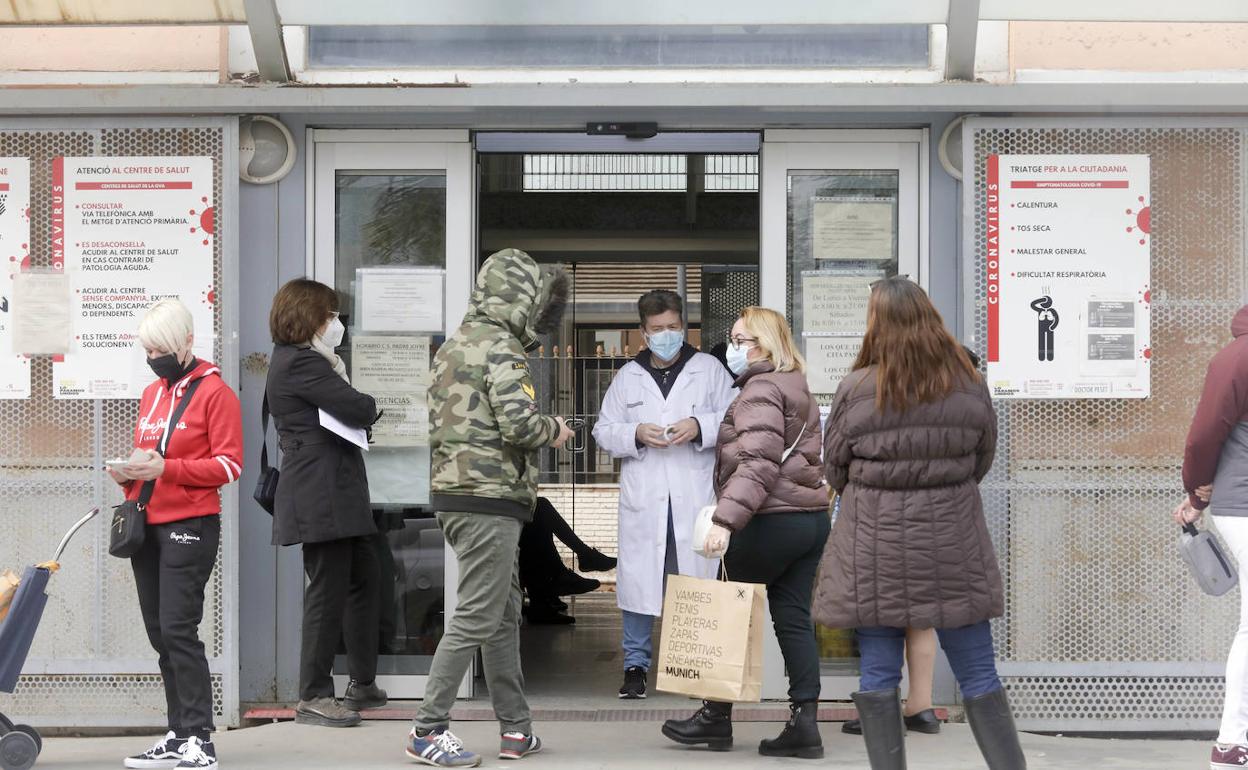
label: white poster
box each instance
[355,267,443,333]
[12,272,71,355]
[805,336,861,395]
[801,270,883,336]
[351,334,431,447]
[986,154,1151,399]
[0,159,30,397]
[52,157,215,399]
[812,196,895,261]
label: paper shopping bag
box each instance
[655,574,766,703]
[0,569,19,625]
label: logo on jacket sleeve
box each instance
[521,382,536,401]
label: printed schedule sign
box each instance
[0,159,30,397]
[52,157,215,399]
[986,154,1151,399]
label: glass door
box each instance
[760,130,927,699]
[311,131,474,698]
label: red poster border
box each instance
[986,154,1000,362]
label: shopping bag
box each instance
[0,565,52,693]
[655,573,766,702]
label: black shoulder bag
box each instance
[109,378,204,558]
[252,393,279,515]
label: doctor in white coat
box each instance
[594,289,736,699]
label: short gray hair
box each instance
[138,299,194,355]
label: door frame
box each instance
[759,128,930,700]
[307,129,475,698]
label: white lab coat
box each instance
[593,352,737,616]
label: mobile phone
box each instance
[105,459,129,471]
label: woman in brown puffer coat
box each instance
[661,306,829,760]
[812,278,1026,770]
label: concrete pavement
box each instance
[34,720,1208,769]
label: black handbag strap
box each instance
[137,377,204,507]
[259,392,272,473]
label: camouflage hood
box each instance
[465,248,568,350]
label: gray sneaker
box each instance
[343,679,388,711]
[295,697,361,728]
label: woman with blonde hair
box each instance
[813,277,1025,770]
[662,306,829,760]
[113,299,242,770]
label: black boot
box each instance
[852,689,906,770]
[964,688,1027,770]
[759,700,823,759]
[660,700,733,751]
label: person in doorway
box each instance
[593,289,736,700]
[661,307,829,759]
[814,277,1026,770]
[409,248,575,767]
[267,279,386,728]
[519,496,616,625]
[114,299,242,770]
[1174,303,1248,770]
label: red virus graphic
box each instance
[203,288,215,306]
[9,241,29,275]
[1126,196,1151,246]
[189,197,215,244]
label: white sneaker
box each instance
[124,731,185,769]
[174,736,218,770]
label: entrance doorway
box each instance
[306,128,926,706]
[477,146,761,698]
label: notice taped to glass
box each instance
[51,157,215,399]
[351,334,430,446]
[985,154,1151,399]
[0,159,30,397]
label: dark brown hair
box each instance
[269,279,339,345]
[637,289,683,325]
[854,277,978,412]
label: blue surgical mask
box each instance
[646,329,684,363]
[726,343,752,375]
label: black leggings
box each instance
[723,510,831,703]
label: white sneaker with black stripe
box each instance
[124,731,185,769]
[174,736,217,770]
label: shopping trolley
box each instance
[0,508,100,770]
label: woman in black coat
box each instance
[267,278,384,728]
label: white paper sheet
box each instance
[12,271,71,355]
[318,408,369,451]
[811,196,895,261]
[355,267,443,332]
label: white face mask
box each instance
[320,316,345,349]
[726,343,752,375]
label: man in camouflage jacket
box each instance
[409,248,573,766]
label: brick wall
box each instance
[538,483,620,584]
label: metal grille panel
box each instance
[967,121,1245,729]
[0,122,234,727]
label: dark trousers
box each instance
[723,510,830,702]
[131,515,220,735]
[300,535,381,701]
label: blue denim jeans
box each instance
[857,621,1002,700]
[621,502,679,671]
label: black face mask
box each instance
[148,353,190,383]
